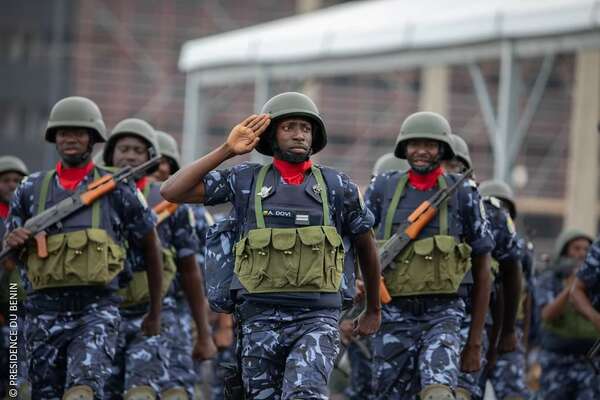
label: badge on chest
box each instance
[262,208,318,226]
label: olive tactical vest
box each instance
[233,164,345,297]
[377,172,471,296]
[25,169,125,291]
[117,183,177,307]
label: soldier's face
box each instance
[405,139,441,170]
[274,118,313,162]
[55,128,92,164]
[0,172,24,203]
[565,238,591,263]
[152,157,172,182]
[112,136,149,168]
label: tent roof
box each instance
[180,0,600,74]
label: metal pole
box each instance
[251,68,271,163]
[181,73,205,164]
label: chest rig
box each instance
[234,164,345,294]
[25,169,125,291]
[117,183,177,308]
[378,173,472,296]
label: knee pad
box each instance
[124,385,157,400]
[161,387,189,400]
[62,385,94,400]
[420,384,455,400]
[454,387,472,400]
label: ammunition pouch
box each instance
[381,235,471,296]
[234,226,344,294]
[117,247,177,307]
[26,229,125,290]
[543,303,600,341]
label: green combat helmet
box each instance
[553,228,593,261]
[0,155,29,176]
[394,111,455,160]
[479,180,516,218]
[256,92,327,156]
[155,130,181,171]
[372,153,410,176]
[45,96,107,143]
[450,134,472,169]
[103,118,159,167]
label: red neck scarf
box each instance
[136,176,149,191]
[408,166,443,191]
[0,202,9,219]
[273,158,313,185]
[56,161,95,191]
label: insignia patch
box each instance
[257,186,272,198]
[479,199,487,219]
[506,215,516,235]
[312,184,322,195]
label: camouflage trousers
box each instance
[212,339,236,400]
[104,307,168,398]
[239,304,340,400]
[162,299,196,398]
[538,349,600,400]
[1,311,29,398]
[25,299,120,399]
[456,314,488,399]
[344,337,374,400]
[372,297,465,399]
[488,324,529,400]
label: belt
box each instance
[389,294,459,316]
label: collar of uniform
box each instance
[136,176,149,191]
[272,158,313,185]
[408,166,443,191]
[56,160,95,191]
[0,202,8,219]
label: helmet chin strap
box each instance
[59,142,94,167]
[407,144,445,174]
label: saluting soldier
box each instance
[161,91,382,399]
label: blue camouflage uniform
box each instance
[201,162,374,400]
[457,197,521,399]
[6,166,155,399]
[364,170,494,399]
[147,183,201,398]
[487,236,532,400]
[534,245,600,400]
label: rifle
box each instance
[153,200,179,225]
[345,169,473,318]
[0,157,161,266]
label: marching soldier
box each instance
[364,113,494,399]
[152,129,217,398]
[478,179,531,400]
[0,155,29,398]
[442,136,522,400]
[161,91,382,399]
[3,97,159,399]
[535,229,598,399]
[101,118,167,399]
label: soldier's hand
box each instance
[460,343,482,372]
[353,310,381,337]
[339,319,354,346]
[213,326,234,350]
[225,114,271,155]
[4,228,32,250]
[141,312,161,336]
[354,279,365,304]
[193,335,218,361]
[498,332,517,354]
[484,345,499,374]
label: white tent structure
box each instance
[179,0,600,232]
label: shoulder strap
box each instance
[384,173,408,240]
[37,168,102,228]
[310,165,330,226]
[383,173,449,239]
